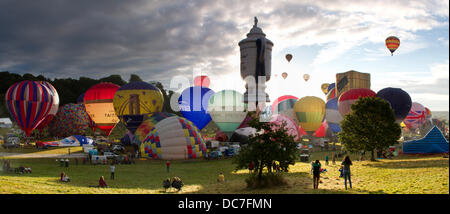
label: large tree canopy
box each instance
[338,96,401,161]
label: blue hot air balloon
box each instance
[178,86,214,130]
[325,98,342,133]
[376,87,412,123]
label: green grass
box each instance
[0,152,448,194]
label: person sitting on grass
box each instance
[60,172,70,182]
[99,176,108,188]
[217,172,225,183]
[171,177,183,192]
[163,178,171,192]
[24,166,32,173]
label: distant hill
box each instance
[433,111,449,122]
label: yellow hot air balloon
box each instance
[113,81,164,134]
[321,83,330,95]
[293,96,325,134]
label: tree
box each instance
[233,112,299,187]
[338,97,401,161]
[129,74,143,82]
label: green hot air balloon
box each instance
[208,90,248,138]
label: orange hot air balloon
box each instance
[282,72,288,79]
[285,54,292,62]
[385,36,400,56]
[303,74,310,82]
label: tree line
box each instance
[0,71,179,118]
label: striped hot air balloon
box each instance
[36,81,59,132]
[271,95,298,121]
[269,114,301,141]
[385,36,400,56]
[135,112,206,160]
[403,102,426,130]
[326,83,336,101]
[325,98,342,133]
[338,88,376,116]
[5,80,54,136]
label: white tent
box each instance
[0,118,12,128]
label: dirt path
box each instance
[0,152,87,159]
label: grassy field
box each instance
[0,148,448,194]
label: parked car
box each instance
[103,151,120,159]
[111,144,125,153]
[299,149,311,162]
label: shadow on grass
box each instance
[363,158,449,169]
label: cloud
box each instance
[0,0,447,87]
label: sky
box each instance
[0,0,448,111]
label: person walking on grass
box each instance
[311,160,321,189]
[110,163,115,180]
[341,155,353,190]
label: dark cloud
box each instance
[0,0,241,82]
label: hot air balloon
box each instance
[76,92,96,131]
[84,82,120,136]
[313,120,328,138]
[271,95,298,121]
[178,86,214,130]
[325,98,342,133]
[424,107,434,126]
[194,75,210,88]
[321,83,330,95]
[385,36,400,56]
[269,114,301,141]
[5,80,54,136]
[208,90,248,137]
[282,72,288,79]
[285,54,292,62]
[36,81,59,132]
[338,88,376,116]
[134,112,206,160]
[376,87,412,123]
[47,103,91,138]
[326,83,336,101]
[293,96,325,134]
[303,74,310,82]
[113,81,164,134]
[76,93,85,104]
[403,102,426,130]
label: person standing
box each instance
[65,158,69,167]
[110,163,115,180]
[311,160,321,189]
[341,155,353,190]
[325,155,329,166]
[332,153,336,165]
[166,160,171,173]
